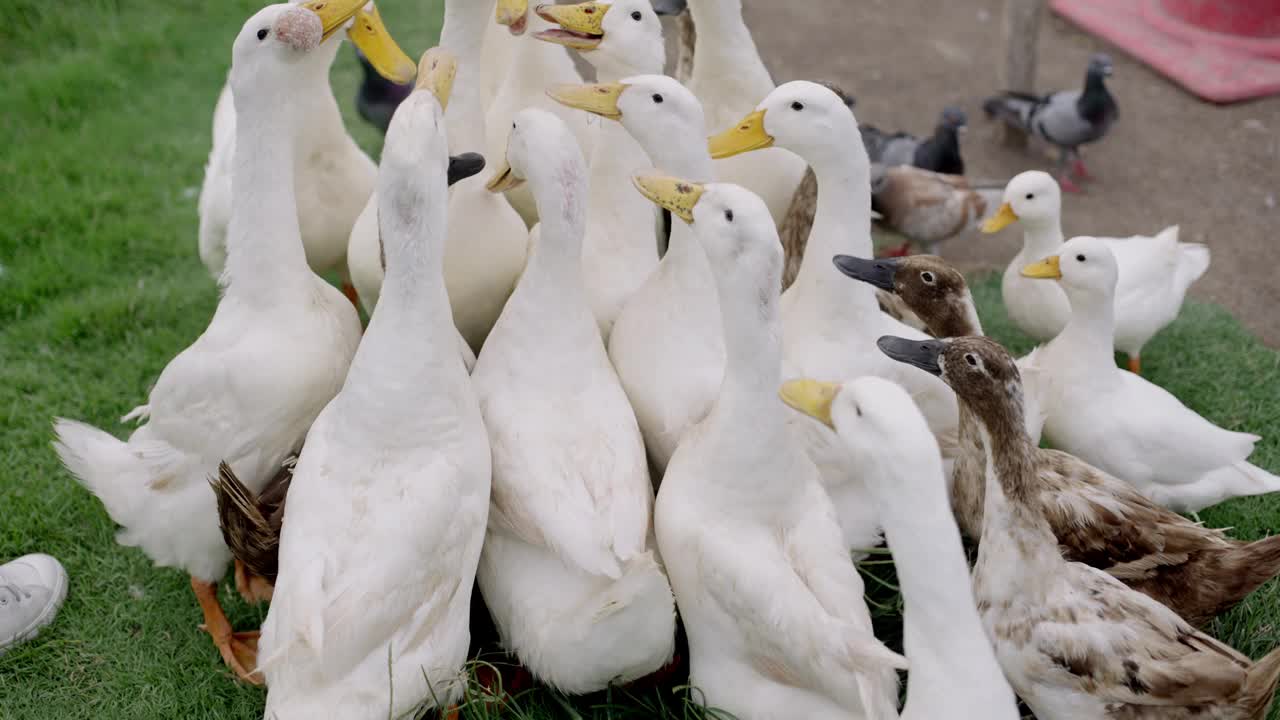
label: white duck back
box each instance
[472,109,674,693]
[259,73,490,718]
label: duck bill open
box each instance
[346,4,416,83]
[981,202,1019,233]
[547,82,626,120]
[1021,255,1062,279]
[631,174,704,223]
[534,2,607,50]
[707,109,773,159]
[496,0,529,35]
[415,47,457,109]
[778,379,840,429]
[877,336,946,377]
[300,0,375,41]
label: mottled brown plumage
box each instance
[870,165,987,255]
[923,336,1280,720]
[211,458,292,586]
[863,256,1280,627]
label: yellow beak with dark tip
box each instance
[547,82,626,120]
[708,109,773,159]
[1021,255,1062,279]
[486,162,525,194]
[347,4,416,83]
[535,2,608,49]
[495,0,529,29]
[778,379,840,429]
[300,0,372,41]
[981,202,1019,233]
[415,47,456,109]
[632,174,704,223]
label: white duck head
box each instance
[548,74,709,177]
[983,170,1062,234]
[534,0,666,78]
[707,80,861,165]
[1020,235,1119,306]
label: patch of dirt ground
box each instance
[681,0,1280,346]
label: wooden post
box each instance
[1001,0,1046,146]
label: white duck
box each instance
[891,335,1280,720]
[643,174,905,720]
[347,0,528,352]
[483,0,594,228]
[473,109,675,693]
[258,49,490,719]
[983,170,1210,374]
[197,0,414,304]
[1022,236,1280,512]
[686,0,804,228]
[709,81,960,551]
[53,1,365,683]
[536,0,665,338]
[780,376,1019,720]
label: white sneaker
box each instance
[0,554,69,655]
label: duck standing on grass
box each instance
[474,109,675,693]
[878,335,1280,720]
[257,49,490,720]
[197,0,415,306]
[52,1,368,683]
[643,174,904,720]
[983,170,1208,374]
[781,376,1018,720]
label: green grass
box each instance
[1,0,1278,718]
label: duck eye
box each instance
[631,10,642,20]
[791,101,804,111]
[512,122,516,129]
[257,28,269,41]
[652,93,663,104]
[1025,193,1034,200]
[1076,254,1086,262]
[855,405,862,418]
[921,271,936,284]
[965,354,978,367]
[724,209,734,222]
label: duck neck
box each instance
[688,0,772,119]
[441,0,491,151]
[712,265,784,433]
[923,290,984,339]
[223,88,313,302]
[521,148,588,295]
[790,137,876,312]
[875,461,994,700]
[289,40,347,147]
[1055,282,1116,371]
[591,43,663,84]
[1016,216,1065,262]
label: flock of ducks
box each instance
[47,0,1280,719]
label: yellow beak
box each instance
[535,2,608,49]
[546,82,626,120]
[1021,255,1062,279]
[631,174,704,223]
[495,0,529,32]
[707,109,773,159]
[485,161,525,194]
[981,202,1019,233]
[778,379,840,429]
[300,0,373,41]
[415,48,456,109]
[346,4,416,83]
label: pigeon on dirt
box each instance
[983,53,1118,193]
[860,106,968,175]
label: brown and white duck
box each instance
[848,255,1280,628]
[878,334,1280,720]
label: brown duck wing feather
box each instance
[211,460,292,582]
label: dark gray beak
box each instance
[448,152,486,186]
[833,255,899,291]
[877,335,946,377]
[651,0,687,15]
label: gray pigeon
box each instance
[861,107,968,176]
[983,53,1118,193]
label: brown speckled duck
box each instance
[879,334,1280,720]
[849,254,1280,629]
